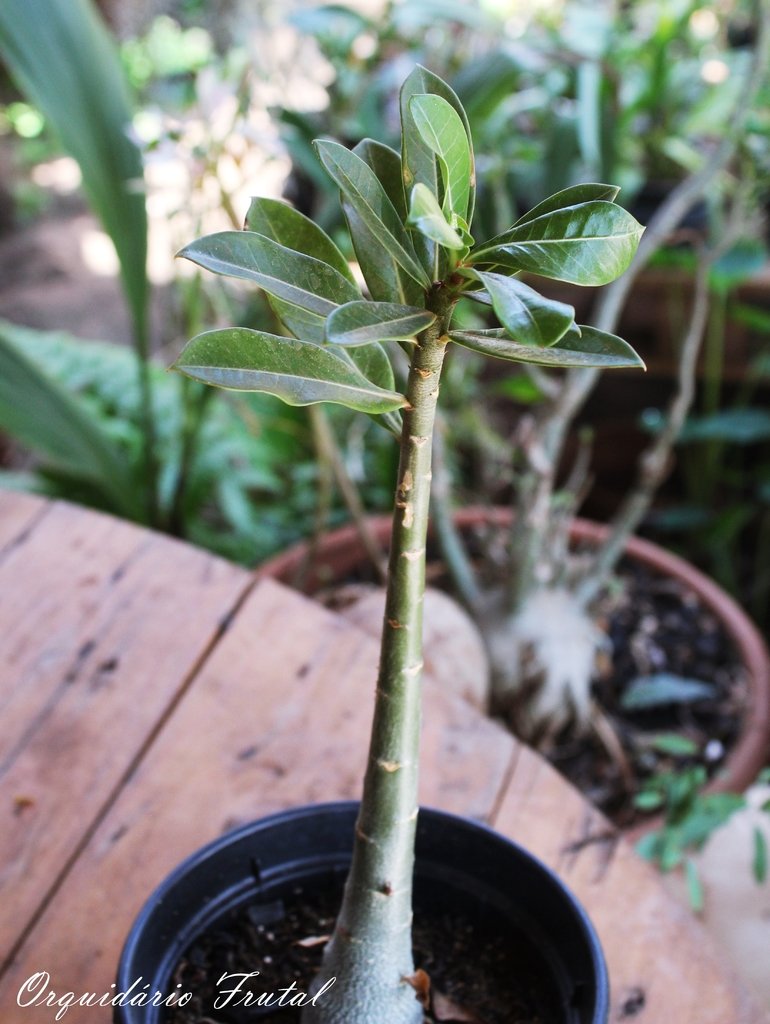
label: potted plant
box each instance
[116,66,644,1023]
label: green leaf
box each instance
[648,734,700,758]
[408,184,466,251]
[243,197,355,342]
[753,827,768,884]
[450,325,644,369]
[174,328,407,415]
[511,184,621,230]
[326,301,436,347]
[179,231,360,316]
[621,674,717,711]
[400,65,475,277]
[634,790,665,811]
[345,140,423,306]
[0,0,148,340]
[472,201,644,285]
[244,197,355,283]
[409,94,472,220]
[684,858,704,913]
[353,139,408,220]
[474,271,575,347]
[0,324,138,516]
[313,139,431,290]
[679,409,770,445]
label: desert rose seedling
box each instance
[175,66,643,1024]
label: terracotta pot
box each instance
[257,508,770,817]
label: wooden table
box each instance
[0,493,765,1024]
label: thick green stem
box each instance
[303,291,452,1024]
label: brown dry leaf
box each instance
[432,989,483,1023]
[293,934,330,948]
[403,968,432,1008]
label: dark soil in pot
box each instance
[116,804,608,1024]
[542,556,746,827]
[166,870,561,1024]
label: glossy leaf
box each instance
[449,324,644,368]
[327,301,436,347]
[346,140,423,305]
[179,231,360,316]
[400,65,474,209]
[475,271,575,347]
[314,139,431,289]
[472,201,643,285]
[409,94,472,220]
[509,183,621,232]
[174,329,407,414]
[245,197,355,283]
[408,184,466,251]
[243,198,354,342]
[0,0,148,341]
[354,139,408,219]
[0,324,138,516]
[400,65,475,276]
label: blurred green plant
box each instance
[0,0,159,520]
[635,761,770,912]
[0,319,320,563]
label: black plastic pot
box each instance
[115,803,609,1024]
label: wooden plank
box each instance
[0,579,516,1023]
[0,501,149,752]
[0,501,251,969]
[0,492,50,557]
[492,745,769,1024]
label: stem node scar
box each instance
[404,661,423,679]
[401,547,424,562]
[355,826,376,844]
[376,759,404,773]
[387,618,406,630]
[415,367,432,380]
[409,435,429,449]
[395,501,414,527]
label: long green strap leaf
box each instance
[450,325,645,368]
[174,329,407,414]
[314,139,431,290]
[0,0,148,341]
[179,231,360,316]
[0,324,138,515]
[326,301,436,346]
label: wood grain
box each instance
[0,579,516,1024]
[0,502,250,968]
[0,492,50,556]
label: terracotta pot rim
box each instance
[257,507,770,821]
